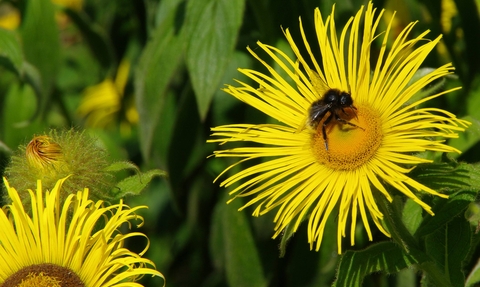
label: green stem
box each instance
[376,195,419,253]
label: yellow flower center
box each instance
[311,103,383,170]
[1,264,85,287]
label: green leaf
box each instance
[424,216,471,287]
[466,257,480,287]
[279,220,297,258]
[402,198,424,235]
[396,268,417,287]
[210,197,227,271]
[466,76,480,121]
[20,0,60,99]
[409,159,480,193]
[415,190,476,238]
[406,67,450,105]
[105,161,140,173]
[215,197,267,287]
[134,0,186,162]
[185,0,245,120]
[333,242,423,287]
[0,29,23,74]
[112,169,167,199]
[448,116,480,159]
[2,82,43,146]
[63,8,114,69]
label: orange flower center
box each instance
[1,264,85,287]
[311,104,383,170]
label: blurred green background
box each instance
[1,0,480,286]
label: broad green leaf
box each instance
[408,159,480,193]
[112,169,167,199]
[185,0,245,120]
[134,0,186,162]
[0,29,23,73]
[211,50,252,125]
[333,242,425,287]
[415,190,476,238]
[2,82,43,146]
[20,0,60,115]
[21,62,43,107]
[424,216,471,287]
[402,198,423,235]
[221,198,267,287]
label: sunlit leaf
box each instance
[134,0,186,163]
[0,29,23,74]
[20,0,60,116]
[185,0,245,120]
[112,168,167,199]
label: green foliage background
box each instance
[1,0,480,286]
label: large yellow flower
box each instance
[0,177,164,287]
[209,2,469,253]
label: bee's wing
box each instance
[308,101,329,126]
[296,70,329,133]
[309,69,329,97]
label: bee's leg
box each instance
[322,113,334,151]
[342,105,359,119]
[335,111,365,131]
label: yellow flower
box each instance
[0,3,20,30]
[0,177,164,286]
[78,58,139,135]
[25,135,63,171]
[441,0,457,33]
[209,2,469,253]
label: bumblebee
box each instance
[303,70,363,150]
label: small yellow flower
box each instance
[441,0,457,33]
[209,2,469,253]
[0,3,20,30]
[25,135,63,171]
[78,58,139,135]
[0,177,164,287]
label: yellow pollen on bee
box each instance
[311,104,383,170]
